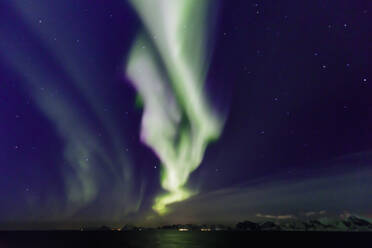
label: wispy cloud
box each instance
[147,162,372,225]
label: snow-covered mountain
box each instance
[236,215,372,231]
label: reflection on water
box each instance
[125,231,223,248]
[1,230,228,248]
[0,230,367,248]
[154,231,205,248]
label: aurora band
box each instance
[126,0,223,215]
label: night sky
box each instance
[0,0,371,229]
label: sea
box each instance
[0,230,369,248]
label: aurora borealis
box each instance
[0,0,371,230]
[126,0,223,214]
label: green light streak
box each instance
[3,2,145,218]
[127,0,222,215]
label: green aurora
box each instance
[126,0,223,215]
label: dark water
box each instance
[0,231,369,248]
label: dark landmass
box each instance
[1,216,371,248]
[236,215,372,232]
[78,215,372,232]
